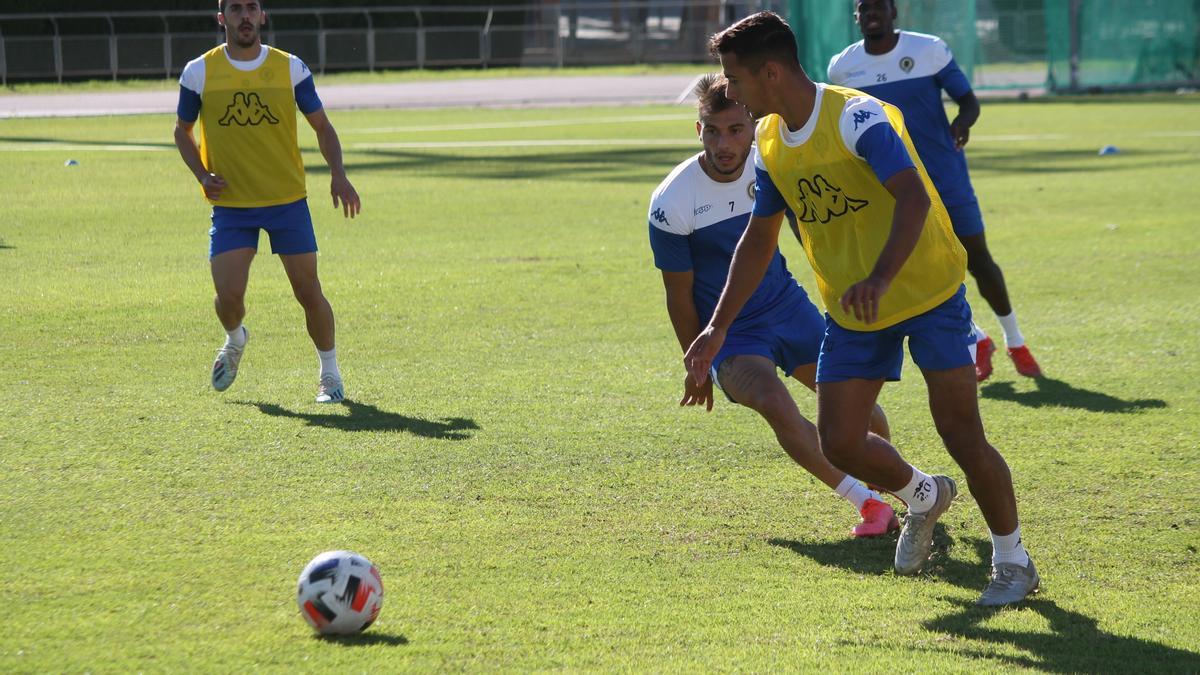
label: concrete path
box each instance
[0,74,702,119]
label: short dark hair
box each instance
[694,73,739,119]
[709,11,800,72]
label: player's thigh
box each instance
[264,199,318,258]
[210,247,256,297]
[279,252,322,295]
[920,364,987,449]
[717,354,796,418]
[815,377,885,450]
[958,232,995,270]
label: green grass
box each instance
[0,63,707,96]
[1,97,1199,671]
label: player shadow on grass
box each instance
[316,631,409,647]
[237,400,479,440]
[980,377,1167,413]
[923,596,1200,672]
[773,534,1200,670]
[768,524,971,583]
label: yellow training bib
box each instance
[756,85,966,330]
[197,45,306,207]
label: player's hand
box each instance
[683,324,726,386]
[331,173,361,219]
[200,172,226,201]
[840,275,891,325]
[950,117,971,150]
[680,373,714,411]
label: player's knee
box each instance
[936,423,988,461]
[817,424,857,467]
[216,288,245,307]
[291,279,324,306]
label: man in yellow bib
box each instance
[173,0,360,403]
[684,12,1038,606]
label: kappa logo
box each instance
[794,175,869,224]
[852,109,877,131]
[219,92,280,126]
[651,207,670,226]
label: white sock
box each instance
[972,321,989,342]
[225,325,246,348]
[895,466,938,514]
[996,311,1025,348]
[834,475,879,511]
[318,347,340,379]
[991,524,1030,566]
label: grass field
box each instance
[1,94,1199,671]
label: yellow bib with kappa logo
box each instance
[756,85,966,330]
[197,45,306,207]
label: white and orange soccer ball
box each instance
[296,550,383,635]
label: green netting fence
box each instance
[1046,0,1199,90]
[789,0,1200,93]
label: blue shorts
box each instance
[816,285,976,383]
[711,289,824,402]
[946,200,985,238]
[209,198,317,258]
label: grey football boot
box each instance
[211,326,248,392]
[894,474,957,575]
[978,557,1040,606]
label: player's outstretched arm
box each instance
[841,168,929,324]
[173,118,225,201]
[304,108,361,219]
[662,270,713,411]
[684,211,783,384]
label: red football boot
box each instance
[852,498,900,538]
[1007,345,1043,378]
[975,336,996,382]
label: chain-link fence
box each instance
[4,1,1194,92]
[0,1,784,84]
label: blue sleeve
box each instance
[934,59,972,100]
[294,75,323,115]
[752,167,788,217]
[855,124,916,184]
[649,224,692,272]
[177,85,201,122]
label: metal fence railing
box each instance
[0,2,785,85]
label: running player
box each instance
[173,0,360,403]
[650,74,897,538]
[827,0,1042,381]
[685,12,1039,605]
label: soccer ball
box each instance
[296,550,384,635]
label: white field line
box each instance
[0,142,170,152]
[3,130,1197,153]
[357,113,693,134]
[972,133,1069,141]
[351,138,696,149]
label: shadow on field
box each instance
[768,524,968,582]
[0,242,13,250]
[237,400,479,440]
[308,145,687,184]
[925,597,1200,671]
[981,377,1167,413]
[775,533,1200,670]
[317,631,409,647]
